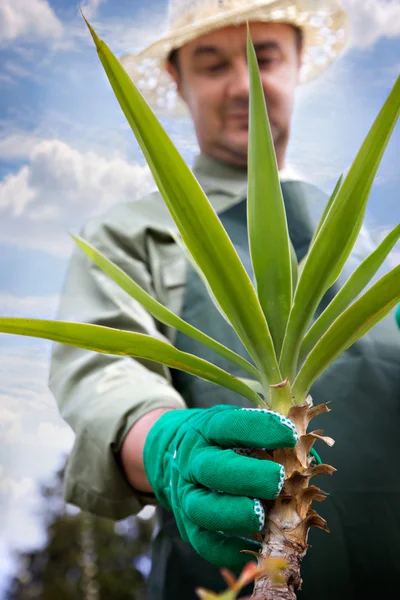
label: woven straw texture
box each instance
[120,0,349,117]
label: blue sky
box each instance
[0,0,399,594]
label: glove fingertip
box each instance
[273,413,299,445]
[240,408,299,447]
[275,465,286,498]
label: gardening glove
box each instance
[143,404,299,572]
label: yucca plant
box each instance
[1,16,399,600]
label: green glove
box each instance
[143,404,299,571]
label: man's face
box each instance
[166,21,302,168]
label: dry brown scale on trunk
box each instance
[247,397,336,600]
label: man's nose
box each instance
[227,59,251,98]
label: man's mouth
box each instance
[229,113,249,120]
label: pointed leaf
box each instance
[290,241,299,294]
[299,224,400,362]
[169,229,232,327]
[237,377,265,397]
[0,318,265,406]
[247,26,292,355]
[73,234,260,380]
[83,17,280,386]
[309,173,343,247]
[292,266,400,402]
[298,173,344,283]
[280,75,400,379]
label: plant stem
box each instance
[270,380,293,415]
[248,399,334,599]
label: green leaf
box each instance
[196,589,235,600]
[169,229,232,327]
[298,173,345,283]
[290,241,299,295]
[237,377,265,397]
[247,26,292,356]
[72,234,260,380]
[292,265,400,403]
[309,173,343,248]
[280,75,400,380]
[299,224,400,363]
[82,17,281,388]
[0,318,265,406]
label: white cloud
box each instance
[0,59,48,87]
[0,167,36,216]
[0,539,16,600]
[0,293,59,318]
[0,407,23,424]
[0,0,64,43]
[0,361,73,564]
[0,73,15,85]
[36,422,74,449]
[0,139,156,254]
[388,250,400,267]
[60,8,167,56]
[0,345,56,410]
[80,0,107,20]
[343,222,400,280]
[0,472,47,552]
[1,414,73,449]
[343,0,400,48]
[0,418,25,445]
[0,343,74,451]
[371,226,400,268]
[0,469,36,501]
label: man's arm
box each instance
[49,204,186,520]
[120,407,174,493]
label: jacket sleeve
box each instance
[48,204,187,521]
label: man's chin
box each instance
[230,140,250,162]
[230,122,280,143]
[231,124,274,144]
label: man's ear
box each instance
[165,61,185,101]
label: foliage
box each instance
[0,21,398,416]
[196,558,287,599]
[5,462,154,600]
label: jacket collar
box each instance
[192,153,247,205]
[192,152,306,214]
[192,153,305,212]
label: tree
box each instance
[5,460,154,600]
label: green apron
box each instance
[147,182,400,599]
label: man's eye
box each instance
[204,58,277,73]
[206,64,227,72]
[258,58,278,67]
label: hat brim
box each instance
[120,0,349,118]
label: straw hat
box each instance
[120,0,349,117]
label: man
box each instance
[49,1,400,599]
